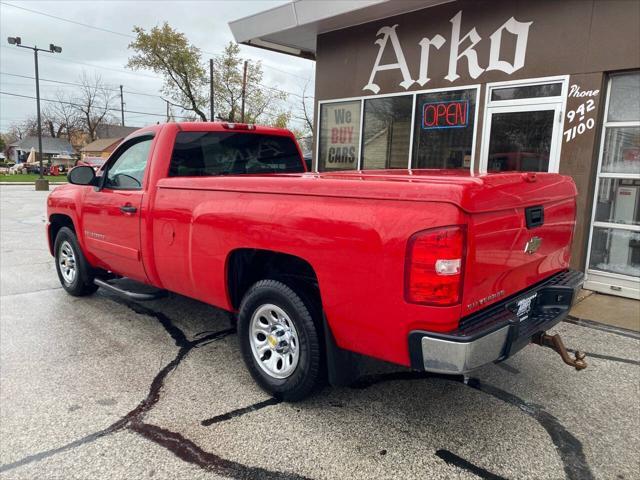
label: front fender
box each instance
[46,185,89,259]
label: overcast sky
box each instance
[0,0,315,132]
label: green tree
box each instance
[267,112,291,129]
[212,42,288,124]
[127,23,208,121]
[127,25,291,126]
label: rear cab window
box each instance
[169,131,304,177]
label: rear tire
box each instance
[238,280,322,401]
[54,227,98,296]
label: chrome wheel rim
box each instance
[249,303,300,379]
[58,240,77,284]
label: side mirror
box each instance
[68,165,97,186]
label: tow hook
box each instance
[533,332,587,371]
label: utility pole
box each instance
[240,60,248,123]
[166,100,170,122]
[119,85,125,126]
[7,37,62,191]
[209,58,214,122]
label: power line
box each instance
[2,89,309,125]
[0,1,134,38]
[0,90,193,119]
[3,45,311,102]
[1,45,160,80]
[258,63,312,81]
[0,0,313,81]
[1,68,312,106]
[0,72,162,98]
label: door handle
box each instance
[120,204,137,214]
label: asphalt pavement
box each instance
[1,185,639,480]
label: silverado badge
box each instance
[524,236,542,255]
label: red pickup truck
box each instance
[47,122,585,400]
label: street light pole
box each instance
[7,36,62,191]
[33,47,44,183]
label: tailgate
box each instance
[462,174,577,316]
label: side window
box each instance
[169,131,304,177]
[104,138,153,189]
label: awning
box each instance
[228,0,452,60]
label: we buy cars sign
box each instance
[322,102,359,169]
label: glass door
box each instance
[480,78,567,173]
[484,103,562,173]
[585,72,640,299]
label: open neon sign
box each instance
[422,100,469,129]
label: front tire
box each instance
[54,227,98,296]
[238,280,322,401]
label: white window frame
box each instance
[479,75,569,174]
[314,84,481,173]
[584,73,640,299]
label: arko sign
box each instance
[364,10,533,94]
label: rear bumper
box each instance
[408,269,584,374]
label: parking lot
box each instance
[1,185,639,480]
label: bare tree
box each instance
[301,81,314,135]
[44,90,82,141]
[75,72,116,141]
[7,117,39,140]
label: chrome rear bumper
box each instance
[408,270,584,374]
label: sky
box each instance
[0,0,316,132]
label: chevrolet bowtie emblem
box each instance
[524,236,542,254]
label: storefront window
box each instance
[412,89,476,169]
[361,96,412,169]
[491,82,562,101]
[607,73,640,122]
[487,110,554,172]
[595,178,640,226]
[586,71,640,296]
[601,127,640,174]
[317,100,361,171]
[589,227,640,277]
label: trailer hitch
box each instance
[533,332,587,370]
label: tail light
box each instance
[405,225,466,306]
[222,123,256,130]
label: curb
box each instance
[0,182,68,185]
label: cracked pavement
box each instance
[1,185,639,480]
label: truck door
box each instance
[81,135,153,283]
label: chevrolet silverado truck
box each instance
[47,122,586,400]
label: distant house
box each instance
[95,125,139,139]
[80,138,123,160]
[78,125,140,160]
[8,136,75,165]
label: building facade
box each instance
[231,0,640,299]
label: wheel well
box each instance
[49,214,75,248]
[227,249,320,311]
